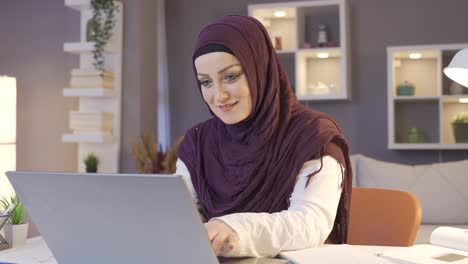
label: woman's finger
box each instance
[211,232,229,255]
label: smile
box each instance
[218,102,238,112]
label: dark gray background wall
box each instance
[166,0,468,164]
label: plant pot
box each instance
[4,222,28,248]
[86,167,97,173]
[453,123,468,143]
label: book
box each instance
[379,227,468,264]
[279,244,394,264]
[71,68,113,77]
[69,68,114,88]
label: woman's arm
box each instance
[175,158,198,202]
[214,156,343,258]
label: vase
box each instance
[5,222,28,248]
[86,167,97,173]
[453,123,468,143]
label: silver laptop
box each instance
[6,171,290,264]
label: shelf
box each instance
[388,143,468,150]
[276,49,296,54]
[298,47,341,58]
[64,42,114,54]
[63,88,116,97]
[394,96,439,101]
[298,94,347,101]
[388,43,468,149]
[65,0,90,11]
[442,95,468,103]
[250,0,349,100]
[62,133,115,144]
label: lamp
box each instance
[0,76,16,199]
[443,48,468,87]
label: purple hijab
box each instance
[177,15,352,244]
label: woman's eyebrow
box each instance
[217,63,241,74]
[197,63,241,77]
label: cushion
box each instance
[354,154,468,224]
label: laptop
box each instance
[6,171,290,264]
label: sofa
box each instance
[350,154,468,244]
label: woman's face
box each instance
[195,52,252,125]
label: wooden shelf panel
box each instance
[63,88,116,97]
[389,143,468,150]
[65,0,90,11]
[63,42,114,54]
[62,133,115,144]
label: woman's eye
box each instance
[225,73,240,82]
[200,79,212,87]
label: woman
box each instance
[176,15,352,258]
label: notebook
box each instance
[379,227,468,264]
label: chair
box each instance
[348,187,422,246]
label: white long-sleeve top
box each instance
[175,155,343,258]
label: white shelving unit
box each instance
[63,0,123,172]
[387,43,468,150]
[249,0,350,101]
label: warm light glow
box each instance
[274,11,286,17]
[459,98,468,103]
[0,76,16,199]
[409,53,422,59]
[317,53,329,59]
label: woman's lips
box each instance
[218,102,238,112]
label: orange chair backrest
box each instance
[348,187,422,246]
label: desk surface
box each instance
[0,236,400,264]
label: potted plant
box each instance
[83,152,100,173]
[452,112,468,143]
[0,195,28,248]
[87,0,118,72]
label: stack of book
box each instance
[69,68,114,89]
[69,111,113,133]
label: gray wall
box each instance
[0,0,159,236]
[166,0,468,164]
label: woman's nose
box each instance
[214,84,229,101]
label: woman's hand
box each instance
[204,219,240,255]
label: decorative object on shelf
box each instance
[307,81,330,95]
[70,68,114,89]
[89,0,119,72]
[0,195,28,249]
[449,81,465,95]
[407,127,425,143]
[452,112,468,143]
[83,152,99,172]
[274,35,283,50]
[303,42,311,49]
[0,76,16,200]
[327,41,337,47]
[69,111,113,133]
[444,48,468,87]
[317,24,328,48]
[396,80,415,96]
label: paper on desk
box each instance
[279,244,394,264]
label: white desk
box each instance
[0,237,56,263]
[0,237,400,264]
